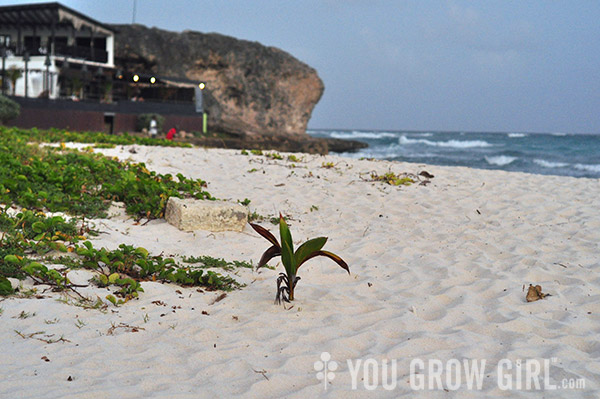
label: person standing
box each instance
[166,127,176,140]
[149,116,158,139]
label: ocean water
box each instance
[308,129,600,179]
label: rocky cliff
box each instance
[111,24,324,138]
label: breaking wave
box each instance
[485,156,517,166]
[534,159,568,169]
[399,135,493,148]
[330,131,396,139]
[574,163,600,173]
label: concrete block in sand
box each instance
[165,197,248,232]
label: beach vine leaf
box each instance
[250,214,349,304]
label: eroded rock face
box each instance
[111,24,324,137]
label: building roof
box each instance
[0,2,114,35]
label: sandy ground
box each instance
[2,145,599,398]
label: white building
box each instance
[0,2,114,99]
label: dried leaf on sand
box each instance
[526,284,550,302]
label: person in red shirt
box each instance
[166,128,176,140]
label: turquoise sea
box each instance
[308,129,600,179]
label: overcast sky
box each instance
[4,1,600,133]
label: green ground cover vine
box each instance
[0,127,214,220]
[2,125,190,148]
[0,127,247,303]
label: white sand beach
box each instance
[2,145,599,398]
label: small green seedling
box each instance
[266,152,283,160]
[250,214,349,304]
[238,198,251,206]
[370,171,414,186]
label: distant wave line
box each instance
[399,135,494,148]
[533,159,569,169]
[330,131,397,139]
[574,163,600,173]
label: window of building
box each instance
[0,34,10,47]
[24,36,41,52]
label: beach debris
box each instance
[67,376,73,381]
[250,214,349,304]
[15,330,71,344]
[107,322,144,335]
[165,197,248,232]
[419,171,435,179]
[209,293,228,305]
[526,284,551,302]
[253,368,269,381]
[41,356,50,362]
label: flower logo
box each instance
[314,352,338,390]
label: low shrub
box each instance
[0,94,20,124]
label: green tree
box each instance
[5,67,22,96]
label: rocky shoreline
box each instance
[183,131,368,154]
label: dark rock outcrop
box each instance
[185,131,368,155]
[111,24,324,138]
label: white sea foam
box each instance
[331,131,396,139]
[485,155,517,166]
[534,159,568,169]
[574,163,600,173]
[508,133,527,138]
[412,132,434,137]
[403,152,436,159]
[399,135,493,148]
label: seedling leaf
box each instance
[294,237,327,267]
[298,250,350,274]
[258,245,281,268]
[249,223,280,249]
[279,215,294,275]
